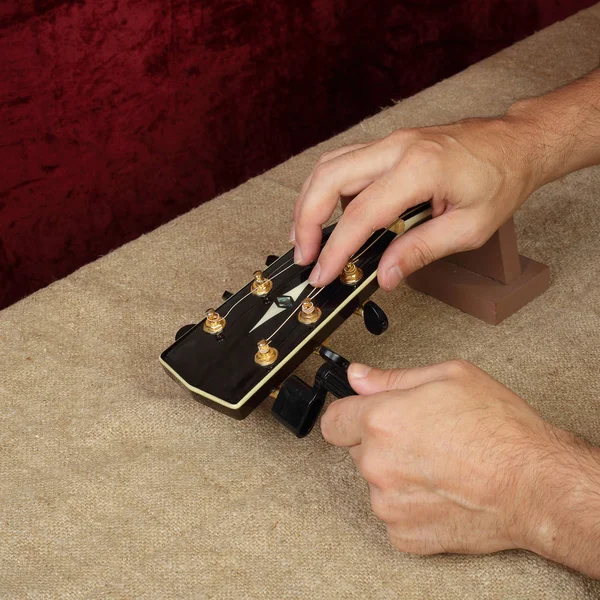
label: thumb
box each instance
[378,211,482,290]
[348,362,450,395]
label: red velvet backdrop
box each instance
[0,0,595,309]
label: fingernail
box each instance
[308,262,321,285]
[384,265,403,290]
[294,245,303,264]
[289,223,295,244]
[349,363,371,379]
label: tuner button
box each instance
[222,290,233,300]
[265,254,279,266]
[363,301,388,336]
[175,323,196,341]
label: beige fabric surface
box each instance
[2,6,600,599]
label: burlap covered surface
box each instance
[2,6,600,598]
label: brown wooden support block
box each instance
[406,219,550,325]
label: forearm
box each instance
[505,67,600,191]
[522,428,600,579]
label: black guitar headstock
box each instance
[160,202,432,437]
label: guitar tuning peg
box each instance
[317,345,350,370]
[271,375,325,438]
[272,347,355,438]
[265,254,279,266]
[251,270,273,297]
[354,301,388,336]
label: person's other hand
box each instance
[320,360,600,577]
[291,117,538,290]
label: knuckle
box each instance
[370,491,393,523]
[372,174,395,200]
[362,407,389,436]
[386,526,411,552]
[457,223,488,251]
[316,150,335,165]
[343,148,360,164]
[311,162,333,182]
[386,128,417,145]
[359,456,390,489]
[444,359,473,378]
[386,525,401,549]
[402,140,443,168]
[341,198,369,223]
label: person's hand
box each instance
[320,360,600,578]
[291,117,539,290]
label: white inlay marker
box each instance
[249,280,311,332]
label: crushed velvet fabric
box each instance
[0,0,596,309]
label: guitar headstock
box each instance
[160,202,432,436]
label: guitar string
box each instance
[350,216,402,264]
[222,260,305,320]
[223,209,395,327]
[251,207,429,344]
[251,218,386,339]
[263,214,409,343]
[351,203,432,263]
[265,210,383,284]
[268,261,296,281]
[221,215,342,320]
[222,290,254,319]
[267,214,342,279]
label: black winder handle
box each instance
[316,361,355,399]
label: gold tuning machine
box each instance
[340,261,363,285]
[298,298,322,324]
[251,270,273,297]
[203,308,226,334]
[312,338,330,356]
[354,303,365,317]
[255,339,279,366]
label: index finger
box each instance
[293,143,371,224]
[291,143,372,262]
[294,140,401,265]
[309,160,434,286]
